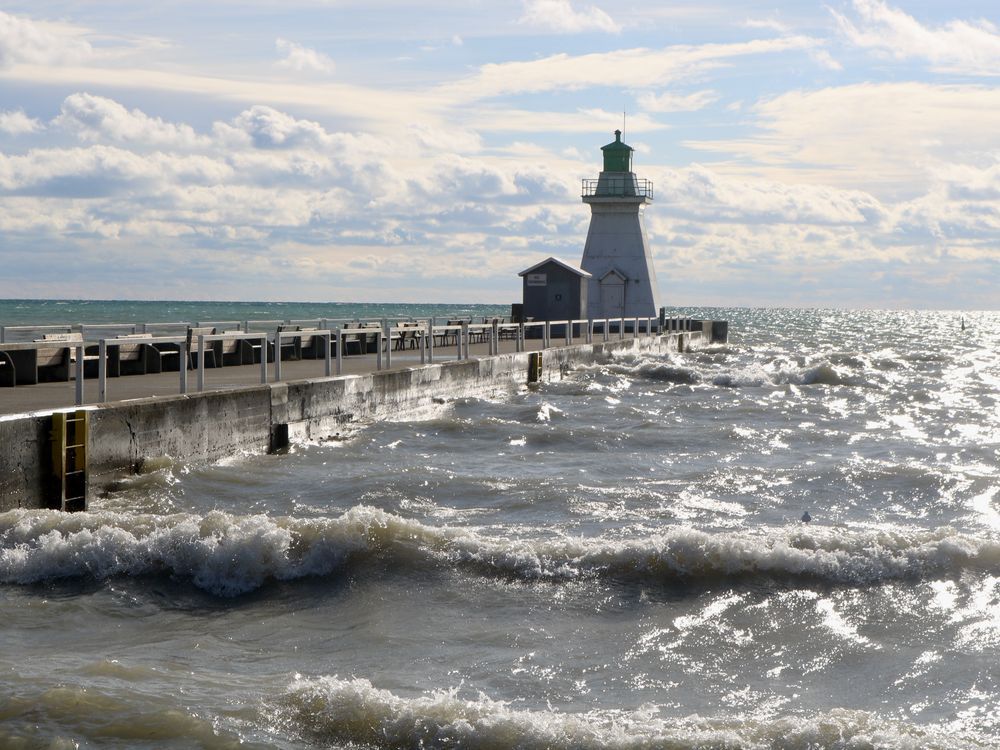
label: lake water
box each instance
[2,306,999,749]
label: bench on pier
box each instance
[436,320,464,347]
[0,351,13,387]
[344,323,380,355]
[218,331,255,367]
[393,322,422,351]
[99,333,162,377]
[150,327,219,371]
[276,325,304,361]
[296,328,326,360]
[0,334,81,385]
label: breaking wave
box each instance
[277,675,983,749]
[2,506,999,596]
[598,354,878,388]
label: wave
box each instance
[278,675,982,749]
[0,685,254,749]
[2,507,999,597]
[597,355,872,388]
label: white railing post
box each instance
[427,324,435,363]
[324,332,332,377]
[377,330,384,370]
[455,325,462,360]
[491,319,499,355]
[517,323,525,352]
[565,321,572,346]
[461,321,469,360]
[619,317,625,340]
[274,332,282,382]
[179,340,188,394]
[197,335,206,391]
[587,319,594,344]
[384,324,392,369]
[75,344,84,405]
[98,339,107,403]
[543,321,551,349]
[633,317,639,339]
[335,328,343,375]
[259,335,267,383]
[420,326,427,365]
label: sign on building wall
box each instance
[526,274,547,286]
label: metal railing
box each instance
[581,177,654,199]
[1,316,703,406]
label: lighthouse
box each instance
[580,130,661,320]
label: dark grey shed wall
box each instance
[521,261,588,321]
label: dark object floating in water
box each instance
[801,511,811,523]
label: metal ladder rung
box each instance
[51,410,88,512]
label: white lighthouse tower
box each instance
[580,130,661,319]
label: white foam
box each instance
[279,675,973,749]
[3,507,999,596]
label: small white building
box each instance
[580,130,661,319]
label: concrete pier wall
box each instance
[0,332,700,511]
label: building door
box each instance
[600,279,625,318]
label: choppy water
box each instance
[2,307,999,749]
[0,299,509,329]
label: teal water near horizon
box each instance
[0,299,981,331]
[0,299,512,328]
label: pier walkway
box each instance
[0,324,682,417]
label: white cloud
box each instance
[519,0,620,34]
[55,93,206,148]
[0,11,92,67]
[743,18,791,34]
[0,145,231,193]
[0,109,42,135]
[0,63,439,134]
[834,0,1000,76]
[275,38,335,75]
[460,107,666,134]
[638,90,717,112]
[214,106,322,149]
[444,36,819,99]
[684,83,1000,198]
[809,49,843,71]
[655,165,888,227]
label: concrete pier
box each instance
[0,328,715,511]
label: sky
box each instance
[0,0,997,308]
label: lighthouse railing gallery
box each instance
[581,177,654,199]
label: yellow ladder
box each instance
[51,410,88,512]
